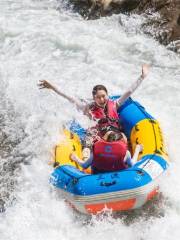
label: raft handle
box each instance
[137,170,144,176]
[53,162,59,168]
[72,178,79,185]
[149,119,156,124]
[154,149,162,155]
[135,125,139,131]
[100,180,116,187]
[70,132,74,139]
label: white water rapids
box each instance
[0,0,180,239]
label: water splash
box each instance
[0,0,180,239]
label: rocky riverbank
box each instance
[67,0,180,52]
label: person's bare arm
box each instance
[116,64,150,109]
[70,153,93,169]
[38,80,85,111]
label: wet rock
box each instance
[67,0,180,52]
[68,0,141,19]
[134,0,180,53]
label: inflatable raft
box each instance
[50,97,169,214]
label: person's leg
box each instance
[124,150,132,167]
[131,144,143,165]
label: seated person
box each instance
[81,126,127,160]
[70,131,142,174]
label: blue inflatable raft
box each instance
[50,97,169,214]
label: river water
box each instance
[0,0,180,239]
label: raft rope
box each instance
[53,146,59,168]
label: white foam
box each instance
[0,0,180,239]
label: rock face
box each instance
[67,0,180,52]
[135,0,180,52]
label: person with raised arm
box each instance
[38,64,150,124]
[38,64,150,157]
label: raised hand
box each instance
[116,63,151,108]
[141,64,150,79]
[38,80,54,90]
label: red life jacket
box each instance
[89,99,120,134]
[92,139,128,173]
